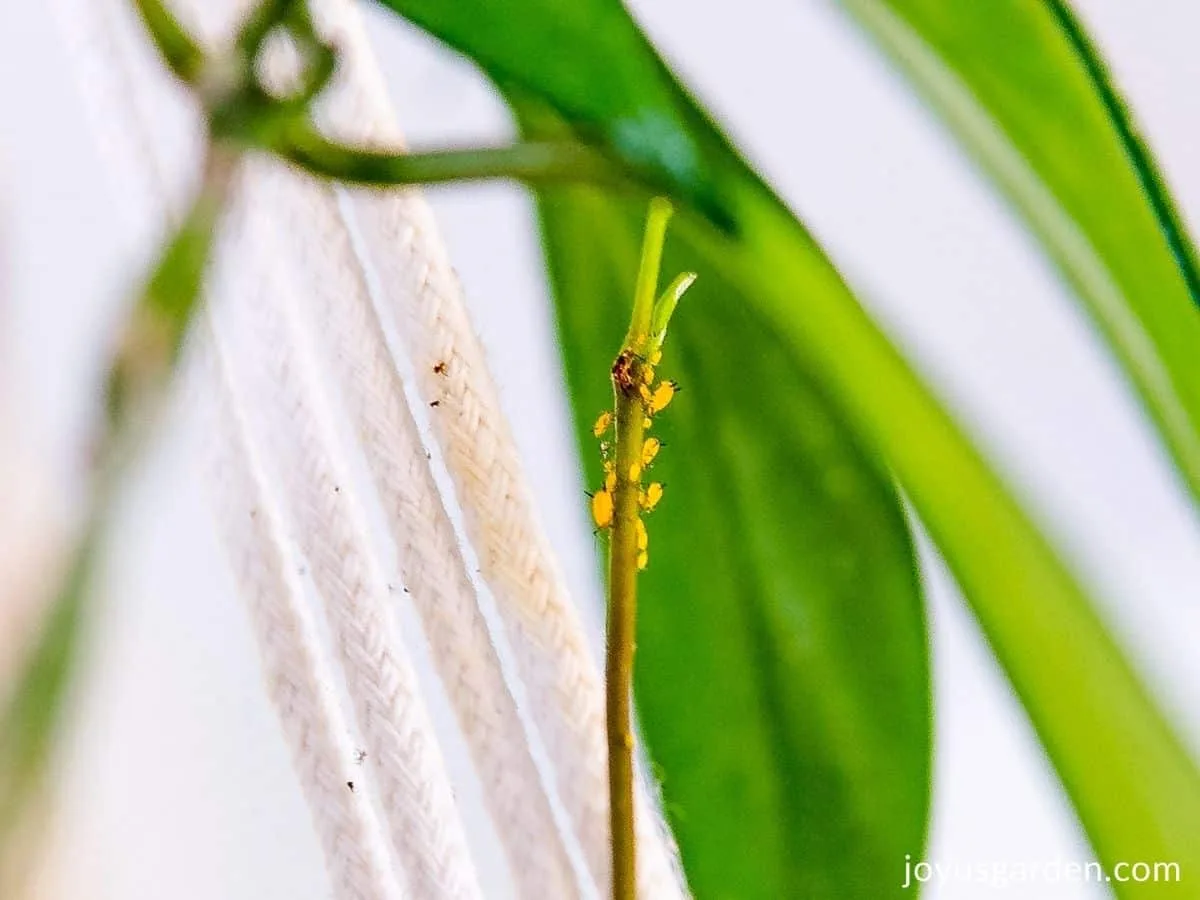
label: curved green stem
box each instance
[131,0,205,83]
[269,121,625,189]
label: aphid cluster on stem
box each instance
[588,349,677,570]
[599,198,694,900]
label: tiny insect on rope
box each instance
[591,199,695,900]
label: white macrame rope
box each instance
[202,333,406,900]
[261,163,586,899]
[212,169,484,900]
[57,0,686,892]
[50,2,408,898]
[49,0,183,229]
[58,1,482,893]
[306,1,687,894]
[59,1,569,893]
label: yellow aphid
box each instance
[636,518,648,551]
[641,437,661,468]
[643,416,652,429]
[638,383,653,405]
[641,365,655,385]
[603,457,615,474]
[590,489,614,529]
[649,349,663,366]
[628,463,642,482]
[649,380,677,414]
[637,550,649,571]
[640,482,664,512]
[592,410,613,437]
[605,470,617,493]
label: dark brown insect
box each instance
[346,781,355,792]
[430,400,441,408]
[433,361,448,375]
[611,350,642,398]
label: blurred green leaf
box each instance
[0,538,91,852]
[370,0,1200,895]
[839,0,1200,504]
[530,181,930,898]
[365,0,744,217]
[0,143,234,870]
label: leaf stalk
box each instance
[605,200,691,900]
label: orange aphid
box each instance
[649,380,678,414]
[640,482,664,513]
[641,437,661,468]
[592,410,613,437]
[590,489,614,529]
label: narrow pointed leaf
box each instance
[838,0,1200,504]
[367,0,1200,894]
[534,182,930,898]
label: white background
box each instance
[1,1,1199,897]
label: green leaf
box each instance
[837,0,1200,505]
[533,183,930,899]
[368,0,1200,895]
[0,538,91,846]
[1,142,233,870]
[363,0,743,218]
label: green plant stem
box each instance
[268,121,625,190]
[606,360,647,900]
[0,530,94,876]
[105,144,238,440]
[605,201,676,900]
[626,198,672,346]
[131,0,204,83]
[235,0,301,57]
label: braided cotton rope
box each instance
[59,0,481,894]
[211,169,484,900]
[261,164,587,899]
[59,0,686,892]
[50,2,410,898]
[307,1,687,894]
[202,334,406,900]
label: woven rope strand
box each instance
[60,0,684,892]
[50,2,415,897]
[306,1,687,894]
[48,2,413,897]
[263,163,586,899]
[93,0,485,891]
[212,170,483,900]
[202,333,406,900]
